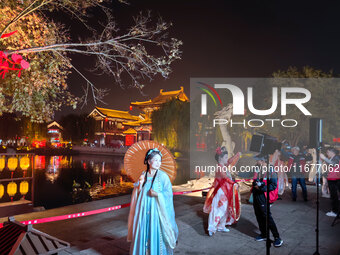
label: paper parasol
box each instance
[124,140,177,183]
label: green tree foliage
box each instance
[0,2,79,121]
[0,113,20,140]
[0,113,47,141]
[60,114,95,143]
[247,66,339,146]
[271,66,339,146]
[0,0,182,122]
[152,99,189,151]
[20,117,47,140]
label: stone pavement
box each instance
[1,185,340,255]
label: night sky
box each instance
[56,0,340,119]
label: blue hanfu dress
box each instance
[127,170,178,255]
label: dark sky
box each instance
[55,0,340,119]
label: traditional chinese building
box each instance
[47,121,63,147]
[88,107,140,146]
[120,118,152,145]
[129,86,189,120]
[124,87,189,142]
[89,87,189,146]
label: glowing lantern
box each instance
[0,157,5,172]
[20,156,30,170]
[20,181,29,196]
[8,157,18,171]
[0,184,4,199]
[7,182,17,197]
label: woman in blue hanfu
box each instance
[127,148,178,255]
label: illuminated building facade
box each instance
[88,107,140,147]
[47,121,63,147]
[89,87,189,146]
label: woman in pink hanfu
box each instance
[203,146,241,236]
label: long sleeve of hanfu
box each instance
[127,180,141,242]
[156,172,178,249]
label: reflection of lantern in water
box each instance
[8,157,18,171]
[61,156,70,168]
[45,171,59,183]
[20,181,29,198]
[0,157,5,172]
[7,182,17,201]
[0,184,4,199]
[20,156,30,170]
[94,164,100,173]
[49,156,61,172]
[34,155,46,170]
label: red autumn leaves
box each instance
[1,30,18,39]
[0,30,30,79]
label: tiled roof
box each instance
[0,218,70,255]
[130,87,189,108]
[123,118,152,126]
[91,107,139,121]
[47,121,63,130]
[123,128,137,134]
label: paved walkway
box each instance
[1,185,340,255]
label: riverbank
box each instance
[1,185,339,255]
[73,146,127,156]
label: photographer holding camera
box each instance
[252,153,283,247]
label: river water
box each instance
[0,154,190,209]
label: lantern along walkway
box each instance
[0,217,70,255]
[0,187,209,228]
[0,154,34,217]
[1,185,340,254]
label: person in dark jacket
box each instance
[281,146,312,201]
[252,154,283,247]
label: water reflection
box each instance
[0,154,190,209]
[34,155,190,208]
[33,155,129,209]
[0,154,33,203]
